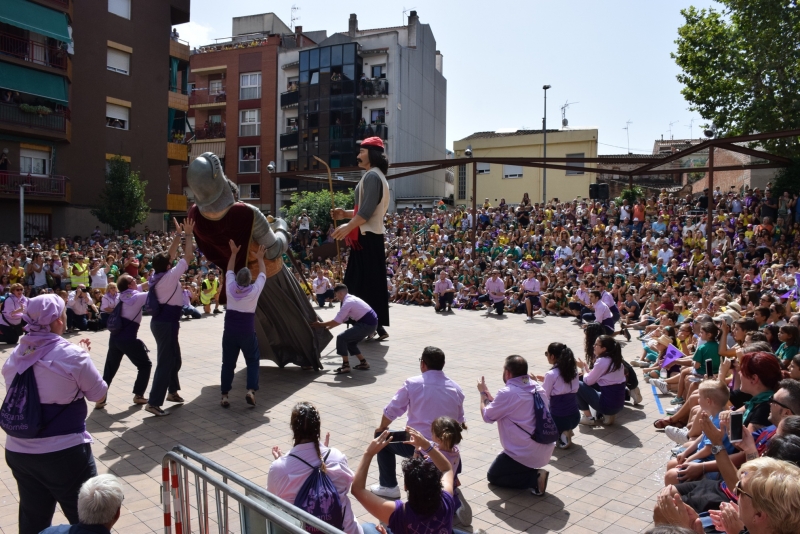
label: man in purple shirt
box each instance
[478,355,553,496]
[311,284,377,375]
[478,269,506,315]
[433,270,455,313]
[370,346,465,499]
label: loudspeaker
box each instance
[598,183,609,200]
[589,183,599,199]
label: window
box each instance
[20,148,49,176]
[108,0,131,19]
[106,103,129,130]
[503,164,523,179]
[370,109,385,124]
[240,72,261,100]
[238,184,260,199]
[208,113,222,124]
[458,164,466,200]
[239,109,260,136]
[107,48,130,75]
[477,162,490,174]
[209,80,222,95]
[187,117,195,133]
[371,65,385,78]
[239,146,259,173]
[286,117,298,133]
[566,153,585,175]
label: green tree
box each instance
[91,157,150,232]
[673,1,800,157]
[281,188,354,228]
[771,160,800,199]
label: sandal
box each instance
[334,364,351,374]
[246,391,256,406]
[220,396,230,408]
[353,360,370,371]
[654,417,685,429]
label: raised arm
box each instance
[182,218,195,263]
[227,240,241,273]
[167,217,183,261]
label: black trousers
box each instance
[6,443,97,534]
[0,323,21,344]
[148,320,182,406]
[103,337,152,396]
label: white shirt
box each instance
[90,267,108,289]
[312,276,332,295]
[225,271,266,313]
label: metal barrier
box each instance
[162,445,345,534]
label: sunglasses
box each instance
[769,398,795,414]
[733,481,752,500]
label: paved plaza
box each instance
[0,304,673,534]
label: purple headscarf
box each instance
[22,294,65,334]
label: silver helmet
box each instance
[187,152,236,214]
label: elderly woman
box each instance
[2,294,108,534]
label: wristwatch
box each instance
[711,444,725,455]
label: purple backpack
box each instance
[288,451,345,533]
[0,367,43,439]
[514,389,560,444]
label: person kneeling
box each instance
[311,284,376,374]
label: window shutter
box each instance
[108,0,131,19]
[503,164,523,178]
[107,48,130,74]
[106,103,129,121]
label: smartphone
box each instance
[730,412,744,443]
[375,430,409,442]
[705,359,714,377]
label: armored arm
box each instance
[246,204,290,260]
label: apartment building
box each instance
[0,0,190,242]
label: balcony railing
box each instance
[280,131,298,150]
[280,90,299,108]
[0,32,68,71]
[359,78,389,98]
[169,85,188,95]
[0,172,67,198]
[189,89,227,106]
[0,101,69,133]
[194,123,226,140]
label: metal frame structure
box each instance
[271,128,800,254]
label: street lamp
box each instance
[19,182,31,245]
[463,145,477,246]
[542,84,551,204]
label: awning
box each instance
[0,62,68,103]
[0,0,72,42]
[190,140,225,160]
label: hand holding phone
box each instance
[705,358,714,378]
[729,412,744,443]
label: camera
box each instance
[464,145,472,158]
[266,161,276,173]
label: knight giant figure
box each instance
[186,152,331,370]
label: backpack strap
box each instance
[512,391,536,438]
[288,449,331,470]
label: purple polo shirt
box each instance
[383,370,465,440]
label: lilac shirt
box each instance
[484,277,505,302]
[0,294,27,326]
[600,291,616,309]
[482,375,556,468]
[155,258,187,306]
[433,278,453,295]
[67,291,90,315]
[542,367,579,398]
[334,294,374,324]
[2,333,107,454]
[225,271,266,313]
[100,292,118,312]
[119,286,148,323]
[583,356,626,387]
[521,278,540,294]
[267,442,363,534]
[312,276,332,294]
[593,300,612,322]
[383,370,465,440]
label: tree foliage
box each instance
[771,160,800,199]
[91,157,150,232]
[281,188,355,228]
[617,186,644,205]
[672,1,800,157]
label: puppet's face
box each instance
[187,152,235,215]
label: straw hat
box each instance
[725,302,742,313]
[655,335,673,348]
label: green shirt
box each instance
[693,341,720,375]
[776,342,799,362]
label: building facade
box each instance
[0,0,191,242]
[275,11,447,211]
[452,129,598,206]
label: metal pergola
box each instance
[271,128,800,255]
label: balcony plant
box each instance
[19,104,52,116]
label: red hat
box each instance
[360,136,384,151]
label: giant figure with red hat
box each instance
[186,152,331,370]
[331,137,391,340]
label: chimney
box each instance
[295,25,303,47]
[407,10,419,48]
[348,14,358,37]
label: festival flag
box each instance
[661,344,685,369]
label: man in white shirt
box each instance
[656,242,674,265]
[312,271,335,308]
[298,210,311,248]
[520,270,542,322]
[554,241,573,260]
[66,284,95,332]
[220,240,267,408]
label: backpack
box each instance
[106,301,125,335]
[145,278,178,318]
[0,367,43,439]
[514,389,560,445]
[288,451,345,533]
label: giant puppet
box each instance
[186,152,331,370]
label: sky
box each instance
[178,0,720,155]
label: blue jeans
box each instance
[361,523,470,534]
[377,440,416,487]
[315,290,334,307]
[336,321,377,357]
[66,309,88,331]
[221,330,260,393]
[182,305,201,319]
[487,452,543,489]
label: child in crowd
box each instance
[664,380,736,485]
[428,416,471,527]
[776,325,800,368]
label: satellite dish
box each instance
[562,118,568,128]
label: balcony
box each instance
[168,142,188,163]
[280,131,299,150]
[0,172,68,200]
[189,89,227,109]
[169,38,190,62]
[0,101,70,140]
[0,32,69,72]
[357,79,389,100]
[280,90,299,109]
[194,122,226,140]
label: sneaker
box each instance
[213,309,222,314]
[94,396,107,410]
[643,375,652,384]
[665,406,679,415]
[630,387,643,406]
[602,415,616,425]
[455,488,472,526]
[378,333,389,341]
[556,430,573,449]
[666,425,691,445]
[652,379,670,395]
[145,404,170,417]
[629,360,643,368]
[132,395,148,405]
[580,415,597,426]
[166,393,185,403]
[525,316,534,322]
[670,396,685,406]
[369,484,401,499]
[671,445,686,455]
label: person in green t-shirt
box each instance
[776,325,800,368]
[693,323,721,376]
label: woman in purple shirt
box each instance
[540,342,580,449]
[352,428,469,534]
[576,335,627,426]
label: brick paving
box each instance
[0,304,673,533]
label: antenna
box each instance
[686,117,697,140]
[623,120,633,154]
[668,120,679,140]
[561,100,579,128]
[402,6,416,25]
[291,4,301,30]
